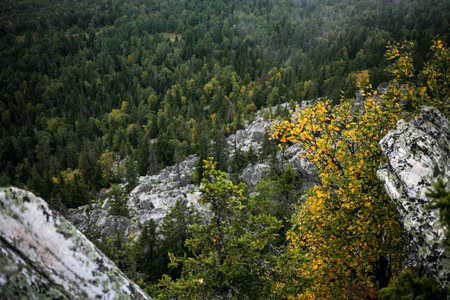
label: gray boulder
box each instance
[378,106,450,288]
[0,187,151,300]
[242,163,269,188]
[97,214,138,238]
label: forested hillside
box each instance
[1,0,450,298]
[1,0,449,206]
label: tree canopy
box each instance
[1,0,449,208]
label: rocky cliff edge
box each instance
[378,106,450,289]
[0,187,151,299]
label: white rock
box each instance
[0,187,151,299]
[378,106,450,288]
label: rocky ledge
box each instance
[378,106,450,289]
[0,187,151,300]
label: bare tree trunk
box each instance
[147,140,159,175]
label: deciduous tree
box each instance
[272,39,450,299]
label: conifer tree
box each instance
[108,185,132,218]
[147,140,159,176]
[158,160,281,299]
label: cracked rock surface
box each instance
[378,106,450,288]
[0,187,151,300]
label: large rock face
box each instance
[128,155,206,227]
[68,155,207,234]
[378,106,450,288]
[0,187,151,300]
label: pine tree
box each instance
[159,160,281,299]
[125,155,138,192]
[108,185,132,218]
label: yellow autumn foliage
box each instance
[273,96,404,298]
[272,40,449,299]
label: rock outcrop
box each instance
[227,107,317,189]
[68,155,207,235]
[66,106,317,238]
[378,106,450,288]
[0,187,151,300]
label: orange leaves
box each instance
[272,95,404,298]
[272,40,450,299]
[387,40,450,118]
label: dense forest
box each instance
[1,0,450,298]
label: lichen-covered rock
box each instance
[378,106,450,289]
[0,187,151,300]
[67,154,207,234]
[285,143,318,183]
[242,163,269,188]
[97,215,138,238]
